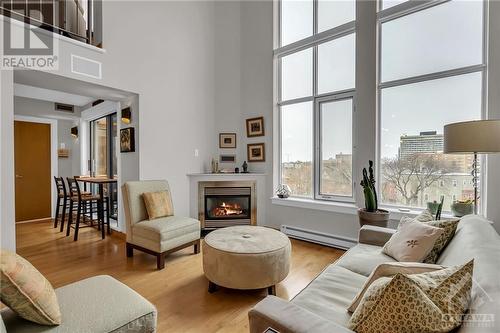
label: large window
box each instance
[277,0,356,201]
[378,0,486,212]
[275,0,488,213]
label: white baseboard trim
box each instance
[281,225,357,250]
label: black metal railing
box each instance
[0,0,102,47]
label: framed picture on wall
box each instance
[247,143,265,162]
[120,127,135,153]
[246,116,264,137]
[219,133,237,148]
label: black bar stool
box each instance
[66,177,103,241]
[53,177,68,232]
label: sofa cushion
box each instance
[336,244,396,277]
[0,315,6,333]
[1,275,157,333]
[143,191,174,220]
[0,249,61,325]
[437,216,500,333]
[292,265,366,326]
[133,216,200,243]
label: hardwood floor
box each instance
[15,221,345,333]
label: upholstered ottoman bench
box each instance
[202,226,291,295]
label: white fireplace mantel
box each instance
[187,173,268,226]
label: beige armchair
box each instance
[122,180,201,269]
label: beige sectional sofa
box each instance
[249,215,500,333]
[1,275,157,332]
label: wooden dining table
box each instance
[76,176,117,238]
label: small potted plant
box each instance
[426,200,441,216]
[451,199,474,217]
[358,160,390,227]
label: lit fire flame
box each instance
[212,202,243,216]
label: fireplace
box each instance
[199,181,256,229]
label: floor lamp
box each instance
[444,120,500,214]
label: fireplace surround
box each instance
[198,181,256,229]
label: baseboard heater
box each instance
[280,225,357,250]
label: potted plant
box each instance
[426,200,441,215]
[358,160,390,227]
[451,199,474,217]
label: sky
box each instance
[280,0,483,162]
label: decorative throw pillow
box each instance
[400,217,460,264]
[0,249,61,325]
[347,261,445,313]
[348,260,474,333]
[143,191,174,220]
[382,219,444,262]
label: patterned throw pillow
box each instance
[0,249,61,325]
[143,191,174,220]
[400,216,460,264]
[348,260,474,333]
[383,219,444,262]
[347,262,445,313]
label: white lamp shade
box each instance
[444,120,500,154]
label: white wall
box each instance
[214,1,244,168]
[0,70,16,251]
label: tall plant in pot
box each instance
[358,160,390,227]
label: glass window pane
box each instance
[91,117,108,176]
[281,102,313,197]
[281,0,313,46]
[318,34,355,94]
[318,0,355,33]
[380,72,482,211]
[381,1,483,82]
[320,98,353,197]
[281,48,313,101]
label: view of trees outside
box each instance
[282,162,312,197]
[381,146,475,211]
[320,154,352,196]
[282,134,475,212]
[282,153,353,198]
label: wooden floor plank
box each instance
[15,221,344,332]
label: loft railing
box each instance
[0,0,102,47]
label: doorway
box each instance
[89,112,118,220]
[14,121,52,222]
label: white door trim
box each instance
[14,115,58,219]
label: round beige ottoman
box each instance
[202,226,291,295]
